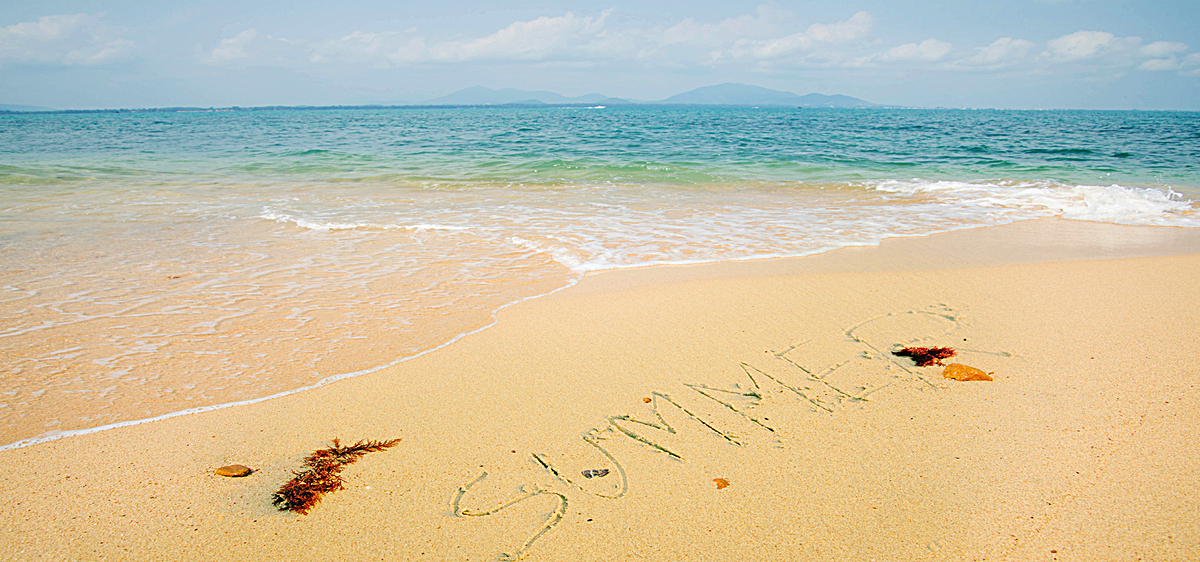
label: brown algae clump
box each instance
[272,438,401,514]
[893,346,956,367]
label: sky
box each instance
[1,1,1198,110]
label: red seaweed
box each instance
[272,438,401,514]
[893,346,956,367]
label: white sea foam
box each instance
[494,179,1198,272]
[259,208,473,232]
[868,179,1198,227]
[508,236,586,270]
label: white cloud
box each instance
[309,31,426,66]
[200,29,258,65]
[953,37,1035,69]
[726,11,874,61]
[310,31,386,64]
[0,13,132,65]
[199,29,310,67]
[2,13,88,41]
[805,11,873,43]
[1044,30,1139,62]
[1139,58,1179,71]
[661,4,789,47]
[191,9,1200,82]
[196,7,880,70]
[874,38,953,63]
[1139,46,1200,74]
[385,38,427,65]
[1182,53,1200,76]
[67,37,132,65]
[1038,30,1200,75]
[660,18,707,45]
[1138,41,1187,58]
[739,33,812,60]
[198,11,624,68]
[430,11,612,62]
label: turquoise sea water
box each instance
[1,107,1198,449]
[6,107,1200,188]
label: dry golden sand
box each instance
[1,218,1199,561]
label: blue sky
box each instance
[2,1,1198,109]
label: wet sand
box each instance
[2,218,1198,561]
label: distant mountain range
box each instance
[421,83,882,108]
[424,86,634,106]
[0,103,56,112]
[658,83,878,108]
[3,83,884,113]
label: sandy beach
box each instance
[2,218,1199,561]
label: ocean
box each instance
[2,106,1198,450]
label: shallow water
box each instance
[1,107,1198,448]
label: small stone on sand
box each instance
[713,478,730,489]
[942,363,993,381]
[215,464,254,477]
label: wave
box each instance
[1025,148,1095,155]
[867,179,1197,227]
[258,208,474,232]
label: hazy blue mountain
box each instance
[792,93,879,108]
[659,83,800,105]
[659,83,878,107]
[424,86,613,105]
[0,103,55,112]
[592,97,637,105]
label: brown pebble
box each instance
[642,397,652,403]
[942,363,993,382]
[215,464,254,477]
[713,478,730,489]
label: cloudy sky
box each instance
[2,0,1197,109]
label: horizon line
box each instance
[7,103,1200,114]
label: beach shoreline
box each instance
[2,218,1199,560]
[6,217,1197,454]
[6,107,1198,455]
